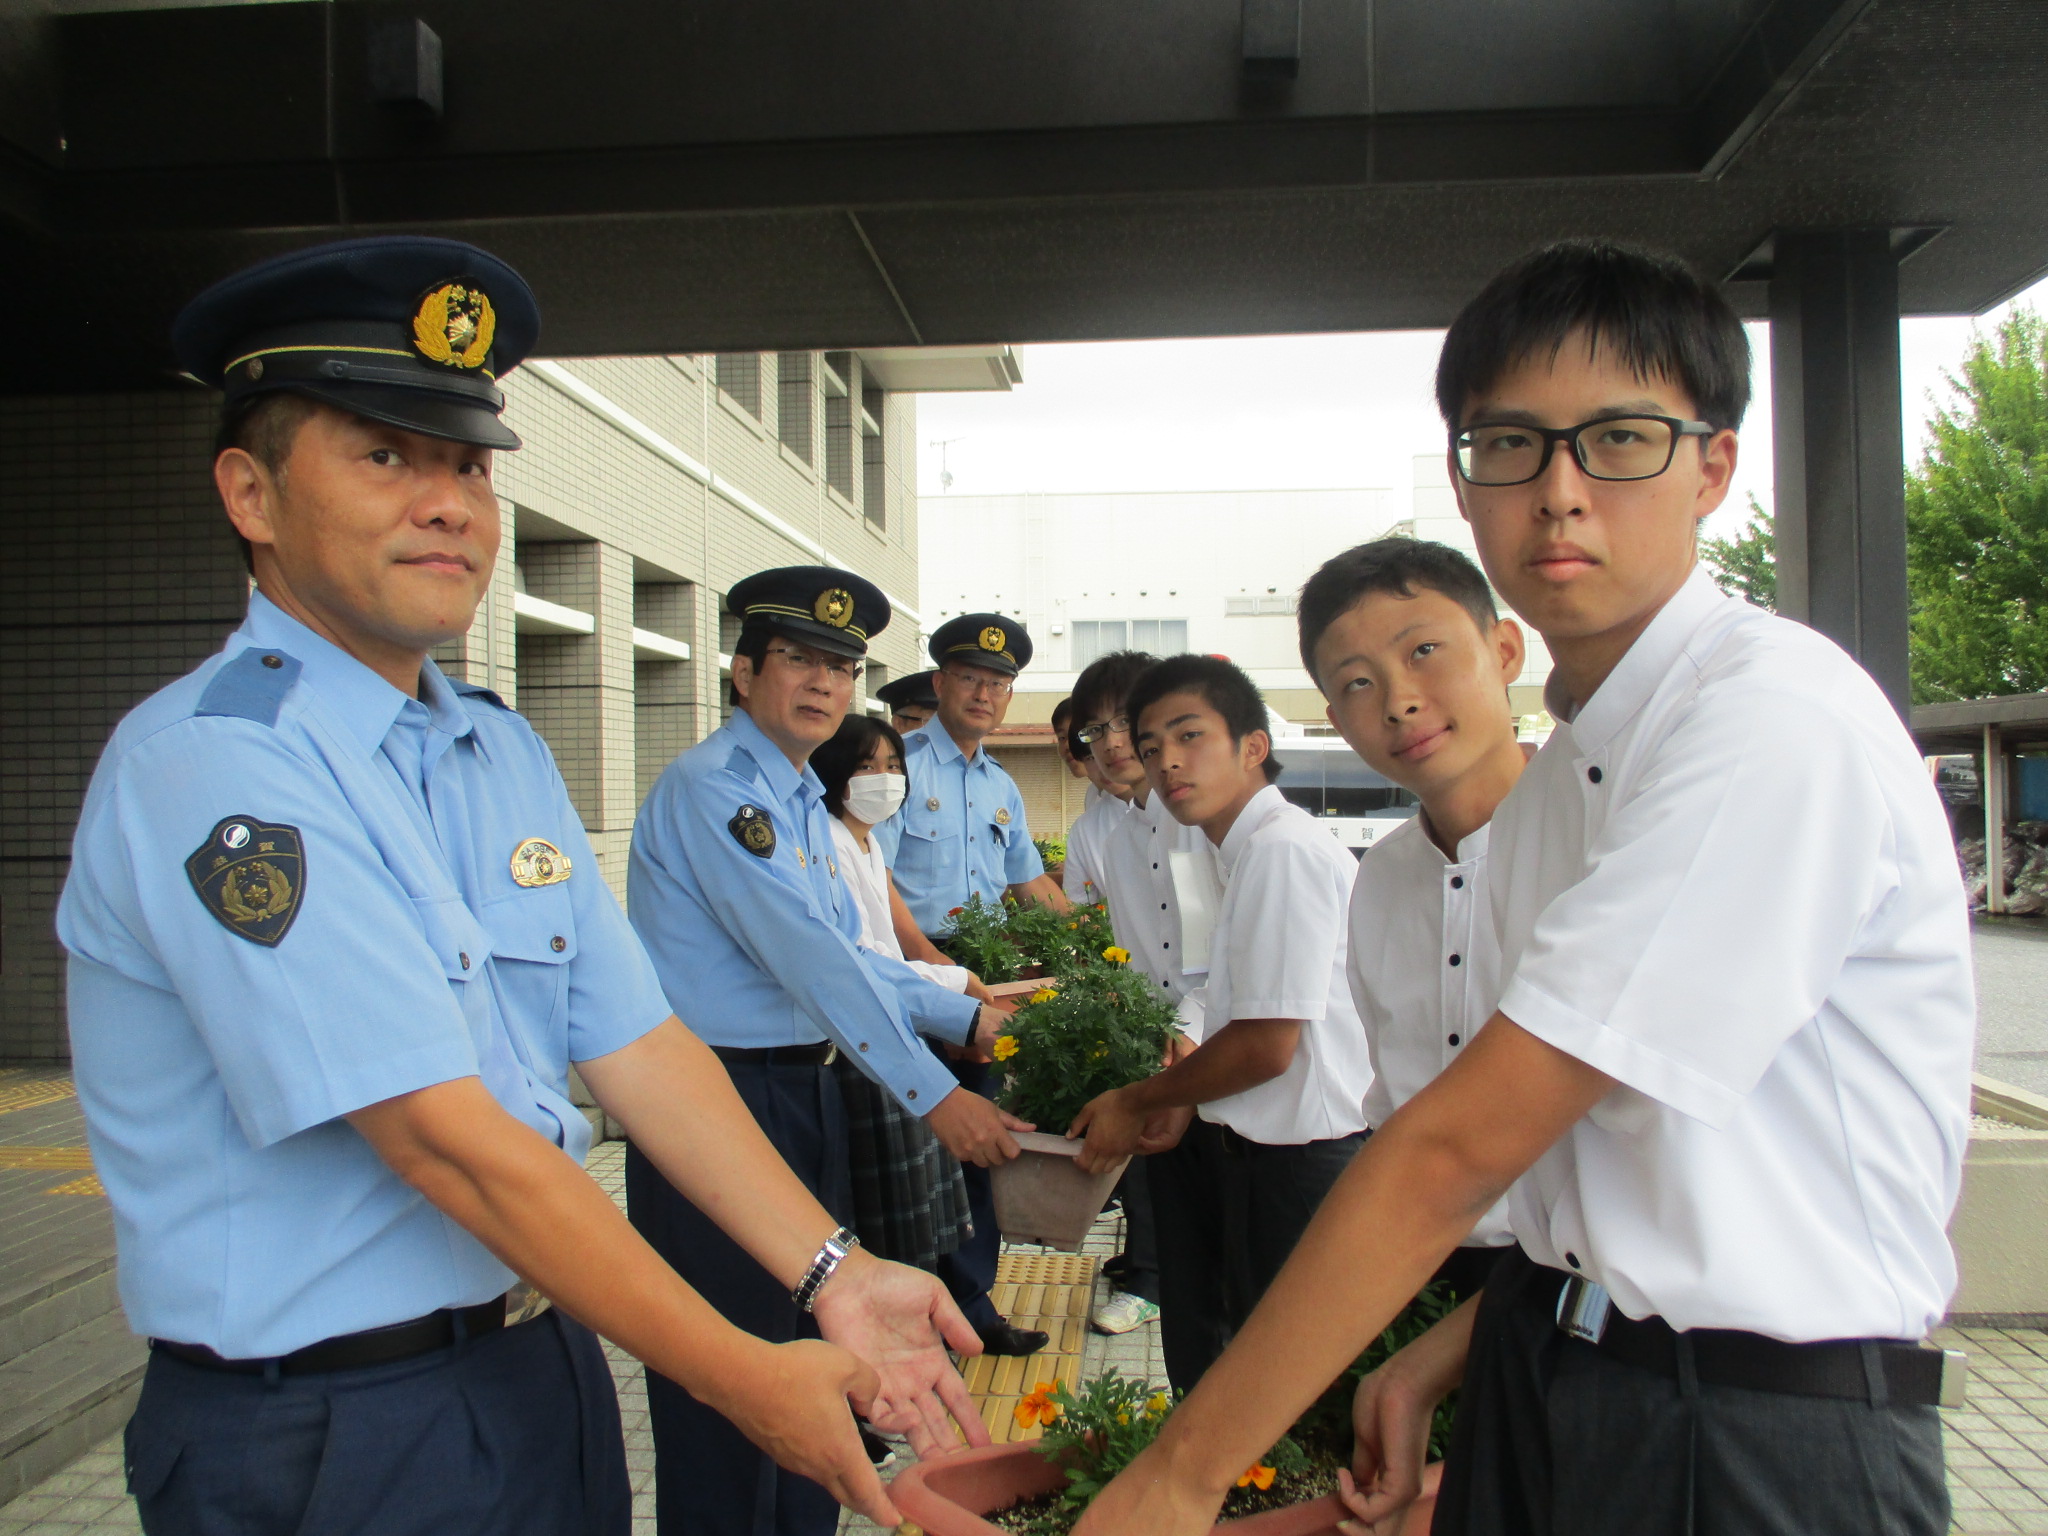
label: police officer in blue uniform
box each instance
[58,238,978,1536]
[873,669,939,735]
[875,613,1071,1355]
[628,569,1027,1536]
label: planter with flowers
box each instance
[939,896,1121,987]
[987,946,1176,1250]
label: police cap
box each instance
[173,235,541,452]
[874,670,939,711]
[930,613,1032,677]
[727,566,890,660]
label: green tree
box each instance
[1701,494,1776,611]
[1906,308,2048,703]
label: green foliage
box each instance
[1065,901,1117,958]
[937,894,1026,983]
[1906,308,2048,703]
[1293,1283,1463,1462]
[1701,493,1776,612]
[938,894,1122,982]
[1034,834,1067,870]
[992,960,1176,1132]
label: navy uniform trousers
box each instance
[1434,1246,1949,1536]
[124,1310,627,1536]
[626,1059,853,1536]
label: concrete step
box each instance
[0,1309,146,1507]
[0,1256,121,1368]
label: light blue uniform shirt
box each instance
[628,708,976,1115]
[57,593,671,1357]
[877,721,1045,934]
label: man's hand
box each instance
[703,1336,904,1527]
[970,1002,1015,1056]
[1136,1105,1194,1156]
[1069,1086,1145,1173]
[1346,1293,1477,1525]
[811,1250,991,1460]
[963,974,998,1007]
[1069,1442,1226,1536]
[926,1087,1021,1166]
[996,1106,1037,1134]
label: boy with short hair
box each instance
[1073,655,1373,1392]
[1071,240,1973,1536]
[1298,537,1529,1302]
[1055,696,1132,904]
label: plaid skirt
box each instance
[832,1056,971,1272]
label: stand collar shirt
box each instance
[1100,790,1216,1023]
[877,720,1044,933]
[58,592,670,1356]
[1063,787,1130,903]
[1490,565,1975,1339]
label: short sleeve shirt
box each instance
[57,594,672,1356]
[1063,788,1129,902]
[1489,566,1975,1340]
[1347,813,1511,1247]
[1198,786,1374,1145]
[1100,791,1217,1028]
[877,722,1045,933]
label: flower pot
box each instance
[891,1441,1370,1535]
[986,979,1044,1001]
[991,1132,1128,1250]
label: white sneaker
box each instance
[1090,1291,1161,1334]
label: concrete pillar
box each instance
[1986,722,2009,916]
[1768,229,1912,716]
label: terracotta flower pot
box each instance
[891,1441,1364,1535]
[985,979,1044,1001]
[991,1132,1129,1250]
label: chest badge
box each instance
[994,807,1012,826]
[510,837,573,888]
[927,796,941,811]
[730,804,777,858]
[185,815,305,947]
[796,848,809,868]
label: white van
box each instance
[1269,738,1418,857]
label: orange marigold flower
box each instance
[1013,1381,1063,1429]
[1236,1464,1276,1491]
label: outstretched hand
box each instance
[1068,1086,1145,1173]
[811,1250,992,1461]
[711,1337,901,1527]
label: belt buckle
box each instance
[822,1042,839,1067]
[1940,1347,1970,1408]
[504,1283,553,1327]
[1556,1274,1613,1345]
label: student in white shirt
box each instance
[1056,696,1132,903]
[1071,241,1972,1536]
[1073,655,1373,1392]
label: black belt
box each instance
[1553,1272,1957,1407]
[152,1294,511,1377]
[711,1041,839,1067]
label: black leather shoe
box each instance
[977,1320,1051,1356]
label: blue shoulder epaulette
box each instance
[195,647,302,726]
[449,679,510,710]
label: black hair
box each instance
[811,713,907,816]
[215,391,321,575]
[1070,650,1158,733]
[1297,539,1499,683]
[1050,697,1086,760]
[727,624,774,708]
[1435,239,1750,432]
[1125,654,1281,784]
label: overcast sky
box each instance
[916,273,2048,546]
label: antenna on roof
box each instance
[929,437,965,493]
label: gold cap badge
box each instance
[814,588,855,628]
[511,837,572,887]
[979,626,1007,654]
[412,282,498,371]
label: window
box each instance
[776,353,813,461]
[715,353,762,418]
[1225,594,1297,616]
[861,386,886,530]
[1071,619,1187,669]
[823,351,855,501]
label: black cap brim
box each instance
[280,382,522,451]
[744,615,868,659]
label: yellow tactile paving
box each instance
[45,1173,107,1197]
[964,1251,1098,1444]
[0,1145,96,1170]
[0,1077,78,1116]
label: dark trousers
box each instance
[1435,1247,1949,1536]
[1107,1155,1161,1304]
[626,1061,852,1536]
[125,1310,626,1536]
[1149,1117,1365,1392]
[933,1054,1002,1332]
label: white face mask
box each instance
[843,771,908,826]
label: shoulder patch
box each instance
[184,815,305,946]
[729,804,777,859]
[196,648,302,727]
[449,679,511,710]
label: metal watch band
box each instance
[792,1226,860,1313]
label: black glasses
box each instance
[1453,415,1713,487]
[1074,714,1130,746]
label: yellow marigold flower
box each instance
[992,1035,1019,1061]
[1029,986,1060,1004]
[1102,945,1131,965]
[1147,1392,1170,1417]
[1236,1464,1276,1491]
[1014,1381,1062,1429]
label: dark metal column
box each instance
[1767,228,1912,716]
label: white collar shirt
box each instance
[1348,813,1512,1246]
[1198,785,1374,1145]
[827,817,970,994]
[1490,565,1975,1341]
[1063,788,1130,903]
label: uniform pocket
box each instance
[410,895,492,983]
[479,887,576,1063]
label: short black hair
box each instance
[728,624,774,708]
[1435,239,1750,433]
[1126,654,1281,784]
[1071,650,1158,732]
[215,390,321,574]
[1298,539,1498,684]
[811,713,906,816]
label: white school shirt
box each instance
[1348,813,1513,1247]
[1199,785,1375,1146]
[1490,565,1974,1342]
[1101,790,1216,1038]
[828,817,970,994]
[1063,788,1130,903]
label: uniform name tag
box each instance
[184,815,306,947]
[510,837,572,887]
[730,805,776,858]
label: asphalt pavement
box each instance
[1974,917,2048,1098]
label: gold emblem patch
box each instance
[412,283,497,371]
[814,588,855,628]
[510,837,573,888]
[730,804,777,858]
[979,625,1007,654]
[184,816,305,947]
[995,807,1012,826]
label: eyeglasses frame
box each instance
[1451,414,1715,488]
